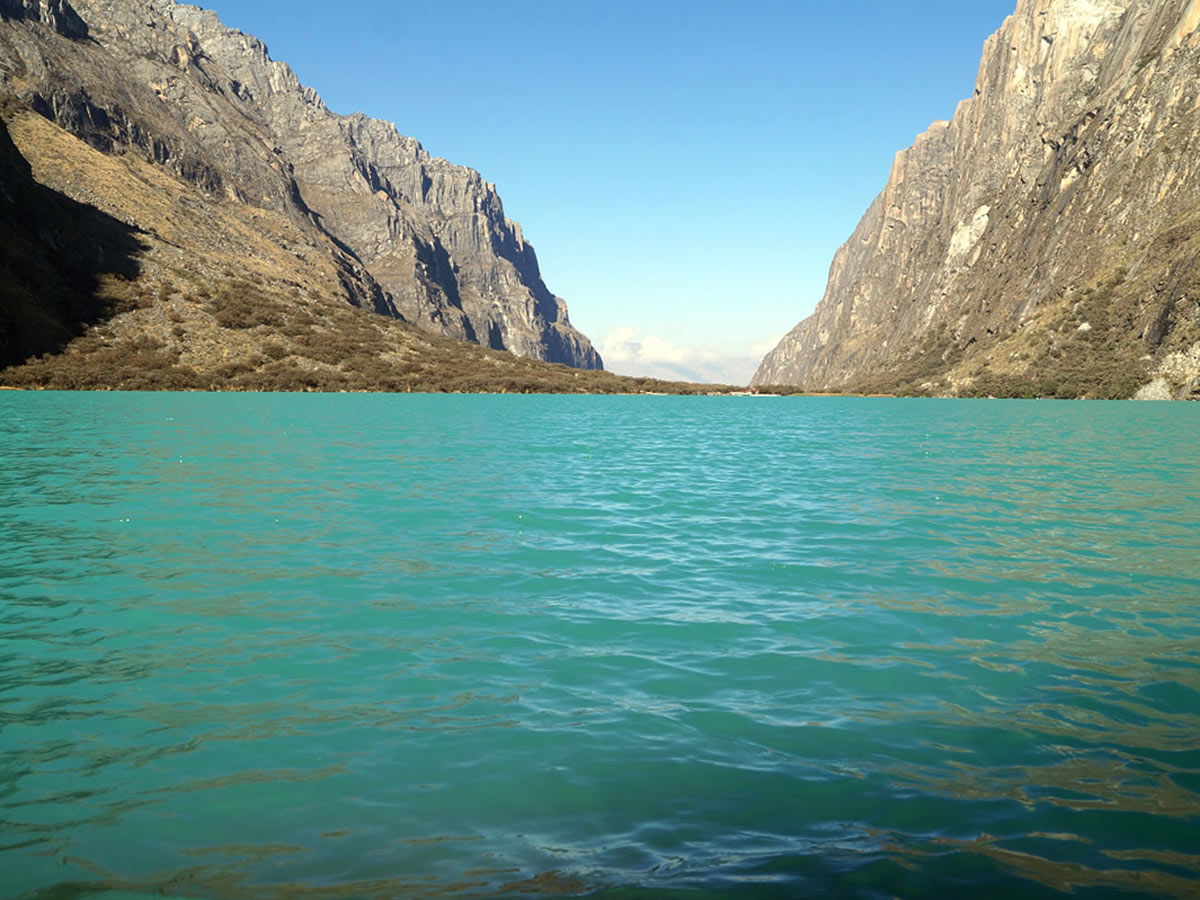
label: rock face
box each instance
[0,0,601,369]
[755,0,1200,399]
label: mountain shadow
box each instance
[0,112,145,369]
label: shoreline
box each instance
[0,383,884,397]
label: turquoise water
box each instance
[2,393,1199,900]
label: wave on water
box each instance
[2,394,1198,899]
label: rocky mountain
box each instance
[0,0,601,378]
[754,0,1200,399]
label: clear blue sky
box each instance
[201,0,1017,383]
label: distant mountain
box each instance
[0,0,603,388]
[755,0,1200,400]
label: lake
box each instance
[2,393,1199,899]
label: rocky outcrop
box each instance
[1134,340,1200,398]
[754,0,1200,398]
[0,0,601,369]
[0,0,87,38]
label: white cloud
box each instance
[596,327,785,386]
[749,332,787,358]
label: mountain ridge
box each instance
[754,0,1200,400]
[0,0,602,375]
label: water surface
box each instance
[2,394,1199,899]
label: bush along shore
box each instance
[0,275,800,394]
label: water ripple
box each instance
[1,394,1199,899]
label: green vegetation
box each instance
[962,268,1150,399]
[846,324,958,397]
[209,280,285,329]
[6,334,204,391]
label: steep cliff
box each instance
[755,0,1200,399]
[0,0,601,370]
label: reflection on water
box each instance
[1,393,1199,899]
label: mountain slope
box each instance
[754,0,1200,399]
[0,0,601,372]
[0,104,684,393]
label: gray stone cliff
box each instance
[755,0,1200,398]
[0,0,601,368]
